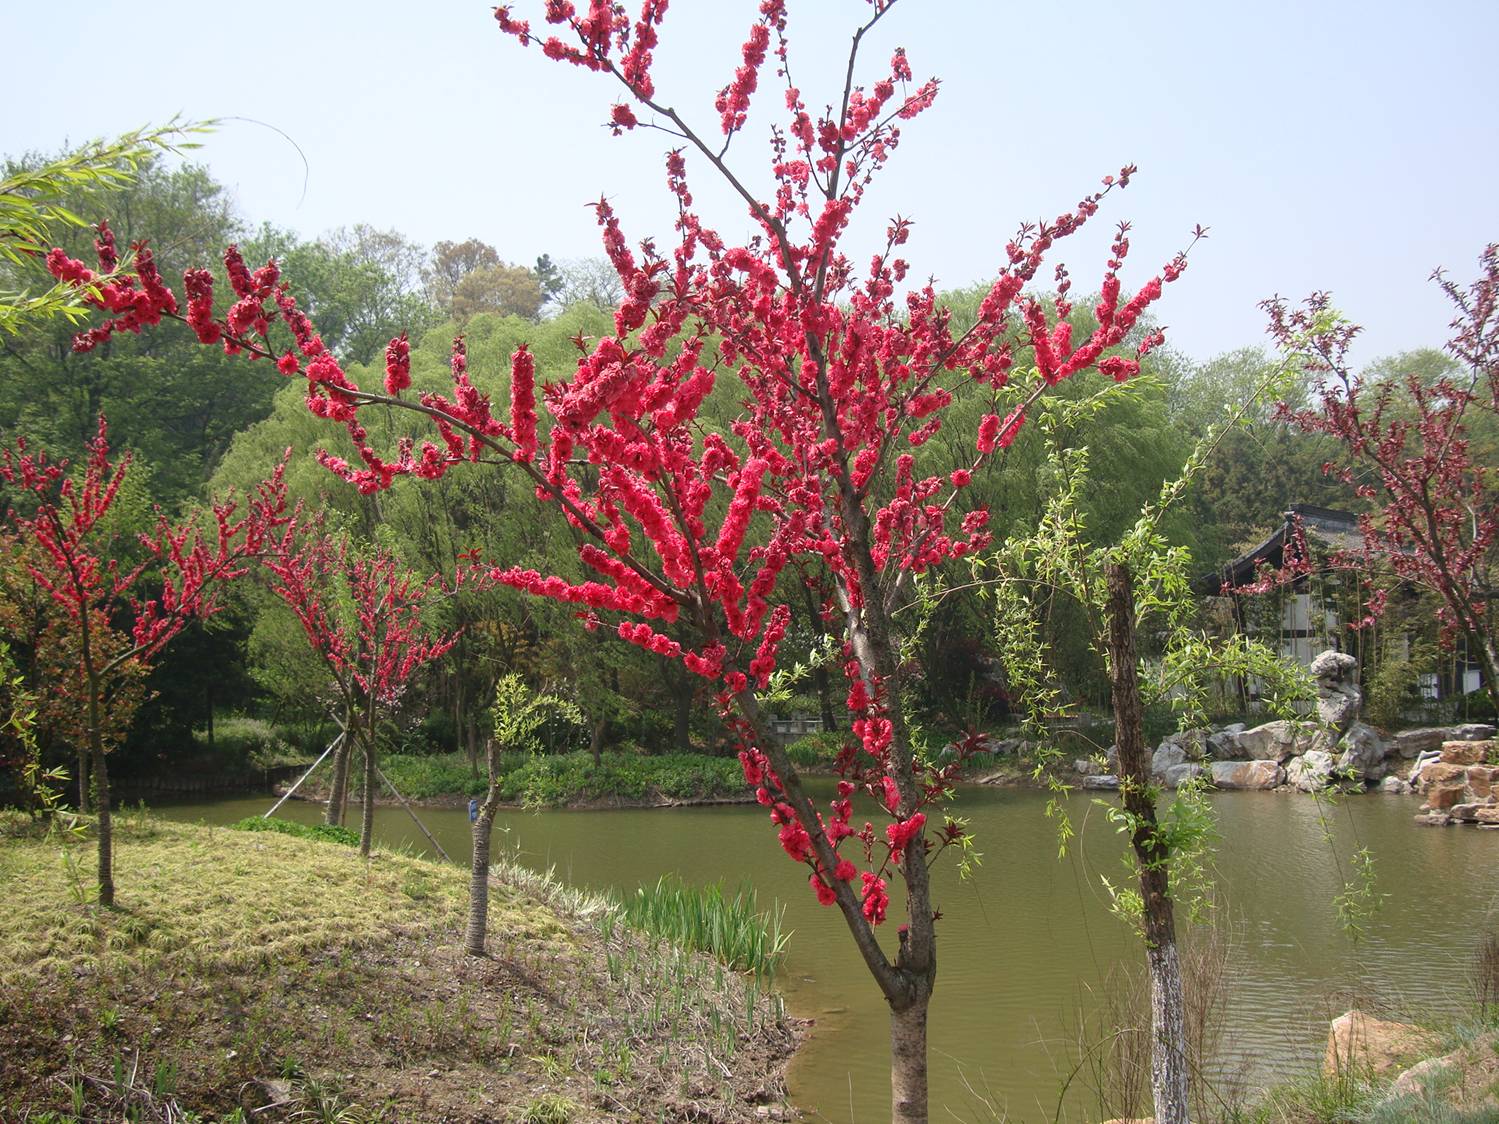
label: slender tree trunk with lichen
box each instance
[324,724,352,827]
[465,738,503,956]
[1106,560,1190,1124]
[357,702,378,858]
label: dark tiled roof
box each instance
[1194,505,1361,595]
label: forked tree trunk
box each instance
[465,739,503,955]
[1105,561,1190,1124]
[324,730,351,826]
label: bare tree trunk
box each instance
[466,738,503,956]
[325,728,352,826]
[93,740,114,908]
[589,714,606,768]
[1105,561,1190,1124]
[890,991,931,1124]
[76,748,90,812]
[79,609,115,908]
[358,731,376,858]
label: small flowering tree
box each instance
[1267,245,1499,699]
[47,3,1194,1114]
[0,417,282,907]
[257,509,458,855]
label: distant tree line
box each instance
[0,147,1483,785]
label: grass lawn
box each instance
[0,809,797,1123]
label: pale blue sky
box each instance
[7,0,1496,365]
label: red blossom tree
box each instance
[46,3,1195,1114]
[1266,245,1499,700]
[257,508,459,855]
[0,417,284,906]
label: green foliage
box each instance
[1365,639,1439,730]
[0,120,211,333]
[493,674,583,757]
[984,372,1314,896]
[519,1093,580,1124]
[228,816,359,847]
[200,717,306,771]
[610,874,789,979]
[785,730,845,769]
[499,751,742,808]
[371,749,745,806]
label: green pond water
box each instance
[146,784,1498,1122]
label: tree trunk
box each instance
[93,741,114,908]
[589,714,607,768]
[324,730,352,826]
[465,792,499,956]
[1105,561,1190,1124]
[890,991,931,1124]
[76,748,91,812]
[358,730,376,857]
[466,733,506,955]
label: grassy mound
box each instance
[0,810,796,1122]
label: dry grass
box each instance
[0,810,798,1122]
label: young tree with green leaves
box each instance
[985,389,1309,1124]
[466,673,581,956]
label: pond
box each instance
[147,783,1497,1122]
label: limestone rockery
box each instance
[1072,649,1496,813]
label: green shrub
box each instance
[352,749,745,806]
[203,717,305,770]
[228,816,359,847]
[499,751,742,806]
[377,752,486,799]
[785,730,845,769]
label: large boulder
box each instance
[1440,740,1491,766]
[1207,723,1246,760]
[1210,759,1283,789]
[1311,649,1362,734]
[1466,765,1497,801]
[1450,802,1498,824]
[1158,728,1209,760]
[1378,775,1413,795]
[1162,763,1206,789]
[1236,720,1304,762]
[1391,728,1449,759]
[1082,774,1120,791]
[1418,761,1473,792]
[1453,723,1497,741]
[1324,1010,1431,1077]
[1391,724,1496,760]
[1337,722,1391,781]
[1287,750,1337,792]
[1151,742,1188,778]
